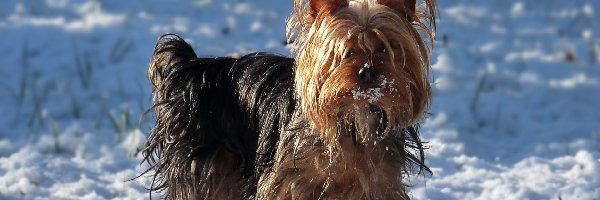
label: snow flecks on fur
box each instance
[351,75,397,103]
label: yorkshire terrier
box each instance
[140,0,436,199]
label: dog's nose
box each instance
[358,67,375,83]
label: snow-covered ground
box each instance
[0,0,598,199]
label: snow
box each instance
[0,0,598,199]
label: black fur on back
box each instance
[141,34,296,199]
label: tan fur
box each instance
[256,0,436,199]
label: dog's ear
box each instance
[378,0,417,22]
[309,0,349,18]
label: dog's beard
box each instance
[338,104,390,146]
[329,73,412,145]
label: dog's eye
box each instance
[345,50,355,58]
[378,46,387,54]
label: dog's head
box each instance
[288,0,436,144]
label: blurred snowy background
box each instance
[0,0,598,199]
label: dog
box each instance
[140,0,436,199]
